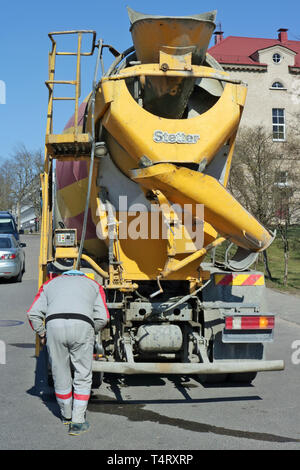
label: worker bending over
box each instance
[27,270,109,436]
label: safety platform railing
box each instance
[45,30,97,157]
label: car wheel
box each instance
[13,269,23,283]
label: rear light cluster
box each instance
[225,315,275,330]
[0,254,16,260]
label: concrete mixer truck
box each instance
[38,7,284,385]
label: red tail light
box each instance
[225,316,275,330]
[0,253,16,260]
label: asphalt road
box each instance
[0,234,299,452]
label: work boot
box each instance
[68,421,90,436]
[61,416,72,426]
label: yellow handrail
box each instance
[45,30,96,139]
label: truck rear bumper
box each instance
[92,359,284,375]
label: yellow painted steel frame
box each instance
[37,31,98,357]
[46,30,96,138]
[160,236,226,279]
[91,64,247,171]
[41,31,97,284]
[86,63,272,258]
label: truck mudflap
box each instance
[92,359,284,375]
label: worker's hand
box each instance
[40,334,47,346]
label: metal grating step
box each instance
[46,133,92,157]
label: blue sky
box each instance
[0,0,299,160]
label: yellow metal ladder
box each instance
[45,30,97,158]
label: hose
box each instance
[75,39,103,270]
[105,46,135,77]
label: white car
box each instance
[0,234,26,282]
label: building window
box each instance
[275,170,289,187]
[271,81,285,88]
[272,53,282,63]
[272,108,285,141]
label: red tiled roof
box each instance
[208,36,300,67]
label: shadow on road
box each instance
[88,376,299,444]
[26,347,60,420]
[0,278,17,285]
[92,373,261,405]
[24,353,264,437]
[25,359,299,444]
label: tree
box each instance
[0,164,15,210]
[228,125,300,283]
[289,76,300,110]
[272,133,300,286]
[228,126,281,279]
[0,144,43,227]
[229,126,282,226]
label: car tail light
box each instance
[0,253,16,260]
[225,315,275,330]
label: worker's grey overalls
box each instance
[27,273,109,422]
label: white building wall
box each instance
[221,46,300,135]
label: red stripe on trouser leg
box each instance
[55,391,72,400]
[55,389,72,420]
[72,392,90,423]
[73,393,90,401]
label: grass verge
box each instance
[257,225,300,295]
[212,225,300,295]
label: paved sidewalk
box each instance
[266,288,300,326]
